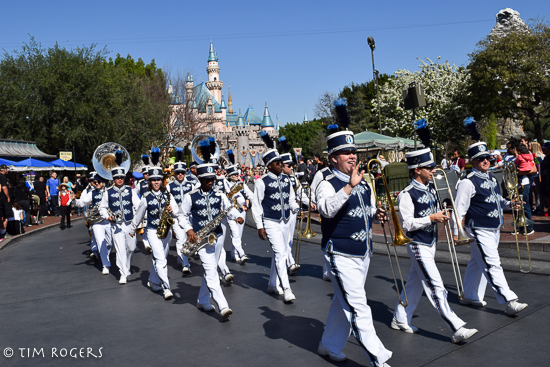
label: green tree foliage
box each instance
[279,119,325,157]
[373,57,470,147]
[467,20,550,144]
[338,74,392,134]
[0,37,169,166]
[481,113,498,149]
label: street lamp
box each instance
[368,36,382,135]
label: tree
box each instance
[0,37,169,167]
[467,20,550,144]
[373,57,470,147]
[314,91,336,124]
[279,119,325,157]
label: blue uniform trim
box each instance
[464,171,503,230]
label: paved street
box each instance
[1,220,549,367]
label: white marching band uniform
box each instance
[133,169,151,252]
[99,168,140,283]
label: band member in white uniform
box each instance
[130,164,182,300]
[180,163,243,319]
[454,142,528,315]
[81,172,99,259]
[98,165,140,284]
[166,152,197,275]
[134,157,151,254]
[74,172,113,275]
[392,148,478,343]
[316,124,391,366]
[225,157,252,265]
[252,131,299,303]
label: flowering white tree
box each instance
[374,57,470,147]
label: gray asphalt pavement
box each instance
[0,221,549,367]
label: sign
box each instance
[500,145,506,150]
[293,148,302,156]
[59,151,73,161]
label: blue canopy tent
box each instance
[48,159,88,171]
[0,158,18,167]
[9,158,54,172]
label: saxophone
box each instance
[181,183,243,257]
[157,192,175,239]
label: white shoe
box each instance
[525,230,535,236]
[283,289,296,303]
[119,276,127,284]
[390,317,419,334]
[451,327,478,343]
[224,273,234,285]
[102,267,109,275]
[182,266,191,275]
[289,263,300,275]
[240,255,249,265]
[506,300,528,315]
[163,289,173,300]
[147,281,162,292]
[318,342,347,362]
[322,273,331,281]
[197,302,215,312]
[268,286,284,295]
[220,307,233,319]
[232,257,240,262]
[460,298,487,307]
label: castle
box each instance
[169,42,279,167]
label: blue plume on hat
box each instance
[333,98,350,130]
[175,147,183,162]
[151,147,160,166]
[413,119,431,148]
[463,117,480,141]
[327,124,339,134]
[260,130,274,149]
[278,136,291,153]
[199,139,211,163]
[227,149,235,165]
[141,154,150,166]
[115,150,123,166]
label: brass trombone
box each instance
[293,180,303,270]
[366,159,410,307]
[503,161,532,273]
[301,183,316,239]
[432,169,472,300]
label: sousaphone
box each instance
[190,134,226,166]
[92,142,131,180]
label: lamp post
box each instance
[368,36,382,135]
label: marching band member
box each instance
[98,164,140,285]
[225,151,252,265]
[130,151,182,300]
[186,161,199,185]
[252,131,299,303]
[74,172,113,275]
[81,173,99,259]
[392,148,478,343]
[134,155,151,254]
[180,162,243,319]
[316,100,391,366]
[167,148,197,275]
[454,141,528,315]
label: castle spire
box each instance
[208,41,218,62]
[228,86,233,114]
[261,100,275,129]
[303,108,308,123]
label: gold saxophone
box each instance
[157,192,175,239]
[181,183,243,257]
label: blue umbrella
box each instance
[48,159,88,170]
[10,158,54,172]
[0,158,18,166]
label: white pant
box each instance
[285,212,297,267]
[322,251,392,366]
[90,227,98,255]
[265,219,292,290]
[92,220,112,268]
[147,228,172,290]
[141,227,150,249]
[229,211,247,259]
[171,218,190,267]
[394,243,465,333]
[110,221,136,278]
[198,235,229,310]
[217,222,230,277]
[463,228,518,304]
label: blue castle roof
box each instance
[192,82,222,113]
[236,115,246,127]
[261,101,275,128]
[226,113,238,126]
[208,42,218,62]
[244,107,262,125]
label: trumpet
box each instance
[432,169,471,300]
[503,161,532,273]
[366,159,410,307]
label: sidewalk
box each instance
[0,214,85,251]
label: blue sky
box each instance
[1,1,548,127]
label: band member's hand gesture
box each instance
[258,228,267,240]
[187,229,197,244]
[375,207,387,223]
[236,217,244,225]
[108,216,114,222]
[310,203,317,211]
[430,210,450,223]
[166,205,173,214]
[349,161,364,188]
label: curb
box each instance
[0,217,85,252]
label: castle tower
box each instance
[261,100,275,132]
[303,109,308,123]
[185,72,193,103]
[227,86,233,115]
[206,42,223,104]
